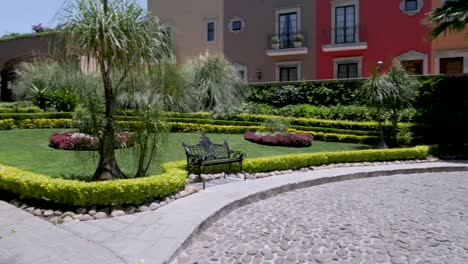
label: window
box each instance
[232,21,242,31]
[333,57,362,79]
[401,60,423,75]
[337,63,358,79]
[440,57,463,74]
[234,64,248,82]
[335,5,355,44]
[405,0,418,11]
[206,21,215,42]
[279,66,298,82]
[278,12,298,49]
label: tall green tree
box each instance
[55,0,172,180]
[426,0,468,39]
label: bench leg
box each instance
[198,166,205,190]
[240,162,246,181]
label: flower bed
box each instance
[49,131,134,150]
[244,131,313,147]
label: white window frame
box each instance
[228,17,246,34]
[205,18,217,44]
[434,49,468,74]
[331,0,360,45]
[399,0,424,16]
[275,7,301,35]
[275,61,302,82]
[234,63,248,83]
[397,50,428,74]
[333,56,363,79]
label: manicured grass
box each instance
[0,129,370,180]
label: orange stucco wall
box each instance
[430,0,468,73]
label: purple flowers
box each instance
[244,132,313,147]
[49,131,134,151]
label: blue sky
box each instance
[0,0,147,36]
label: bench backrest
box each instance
[183,142,230,160]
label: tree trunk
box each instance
[390,110,398,147]
[377,107,388,149]
[92,62,126,181]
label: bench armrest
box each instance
[187,154,203,164]
[230,150,246,160]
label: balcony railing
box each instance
[267,31,308,50]
[321,25,367,51]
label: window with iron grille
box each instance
[337,63,358,79]
[335,5,355,44]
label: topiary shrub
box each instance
[244,131,313,147]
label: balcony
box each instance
[265,32,308,56]
[322,25,368,52]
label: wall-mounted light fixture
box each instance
[377,60,384,70]
[256,69,262,80]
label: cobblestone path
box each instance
[174,172,468,264]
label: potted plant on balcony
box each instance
[294,34,304,48]
[271,36,280,50]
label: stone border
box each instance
[168,164,468,262]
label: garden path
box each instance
[1,161,467,264]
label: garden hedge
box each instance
[0,146,430,206]
[0,161,187,207]
[0,119,15,130]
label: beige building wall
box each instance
[148,0,224,63]
[224,0,316,83]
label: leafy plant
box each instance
[271,36,280,44]
[263,118,290,133]
[293,34,304,42]
[183,53,250,112]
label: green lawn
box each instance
[0,129,370,180]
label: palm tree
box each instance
[55,0,172,180]
[383,61,419,145]
[426,0,468,39]
[358,69,392,149]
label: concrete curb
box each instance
[167,164,468,263]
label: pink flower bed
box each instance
[49,131,134,151]
[244,132,313,147]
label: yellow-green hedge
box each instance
[0,161,187,207]
[243,146,430,173]
[0,119,15,130]
[0,146,430,206]
[18,119,73,129]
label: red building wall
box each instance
[316,0,432,80]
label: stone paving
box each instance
[174,172,468,264]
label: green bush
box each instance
[0,119,15,130]
[248,80,364,107]
[17,119,73,129]
[243,146,430,172]
[0,112,73,121]
[0,107,43,113]
[0,146,430,206]
[0,161,186,206]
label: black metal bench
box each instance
[182,133,246,189]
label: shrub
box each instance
[0,162,187,206]
[264,117,290,133]
[0,146,430,206]
[18,119,73,129]
[244,132,313,147]
[0,106,42,113]
[248,79,364,107]
[49,131,134,151]
[0,119,15,130]
[0,112,73,121]
[243,146,430,173]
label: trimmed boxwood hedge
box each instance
[0,161,187,207]
[0,146,430,206]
